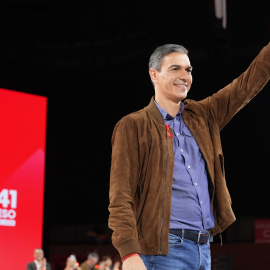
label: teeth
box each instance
[175,83,187,87]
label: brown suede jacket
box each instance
[108,43,270,259]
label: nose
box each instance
[180,70,190,79]
[178,69,191,84]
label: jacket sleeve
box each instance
[204,42,270,131]
[108,115,141,259]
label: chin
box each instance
[177,95,187,102]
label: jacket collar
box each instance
[145,96,167,125]
[146,96,185,125]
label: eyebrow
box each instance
[168,64,193,70]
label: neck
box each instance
[155,96,180,117]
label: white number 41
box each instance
[0,189,17,209]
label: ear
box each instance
[149,68,158,83]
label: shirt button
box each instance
[188,165,191,168]
[181,149,183,152]
[200,201,203,204]
[195,183,197,186]
[176,133,179,135]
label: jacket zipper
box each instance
[160,128,169,254]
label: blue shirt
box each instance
[154,101,215,231]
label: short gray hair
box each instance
[149,44,188,72]
[87,252,99,260]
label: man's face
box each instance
[104,258,112,267]
[34,250,44,261]
[150,52,192,104]
[88,257,98,266]
[99,258,112,269]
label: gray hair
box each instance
[87,252,99,260]
[149,44,188,72]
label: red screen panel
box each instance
[0,88,47,269]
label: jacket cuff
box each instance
[116,239,141,259]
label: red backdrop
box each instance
[0,88,47,269]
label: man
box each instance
[26,248,51,270]
[64,255,82,270]
[80,252,99,270]
[98,255,113,270]
[108,42,270,270]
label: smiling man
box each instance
[108,43,270,270]
[26,248,51,270]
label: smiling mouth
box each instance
[175,84,188,88]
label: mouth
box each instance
[174,83,188,90]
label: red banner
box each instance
[254,219,270,243]
[0,88,47,269]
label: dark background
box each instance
[0,0,269,256]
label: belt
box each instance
[169,229,210,244]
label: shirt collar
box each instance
[154,99,185,120]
